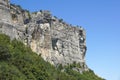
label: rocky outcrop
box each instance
[0,0,88,72]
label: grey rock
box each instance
[0,0,89,72]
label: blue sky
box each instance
[10,0,120,80]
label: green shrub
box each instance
[0,45,11,60]
[0,34,104,80]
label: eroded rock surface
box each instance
[0,0,88,71]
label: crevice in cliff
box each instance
[52,38,58,50]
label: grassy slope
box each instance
[0,34,104,80]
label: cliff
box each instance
[0,0,88,72]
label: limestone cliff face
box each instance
[0,0,88,71]
[0,0,11,23]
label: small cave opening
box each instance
[79,30,83,36]
[11,14,18,23]
[52,38,58,50]
[79,37,85,43]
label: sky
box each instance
[10,0,120,80]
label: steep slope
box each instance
[0,34,104,80]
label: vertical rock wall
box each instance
[50,19,87,66]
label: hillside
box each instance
[0,34,105,80]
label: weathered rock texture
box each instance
[0,0,12,23]
[0,0,88,71]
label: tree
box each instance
[0,45,11,60]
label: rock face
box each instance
[0,0,12,23]
[0,0,88,71]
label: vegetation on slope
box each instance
[0,34,104,80]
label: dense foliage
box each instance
[0,34,105,80]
